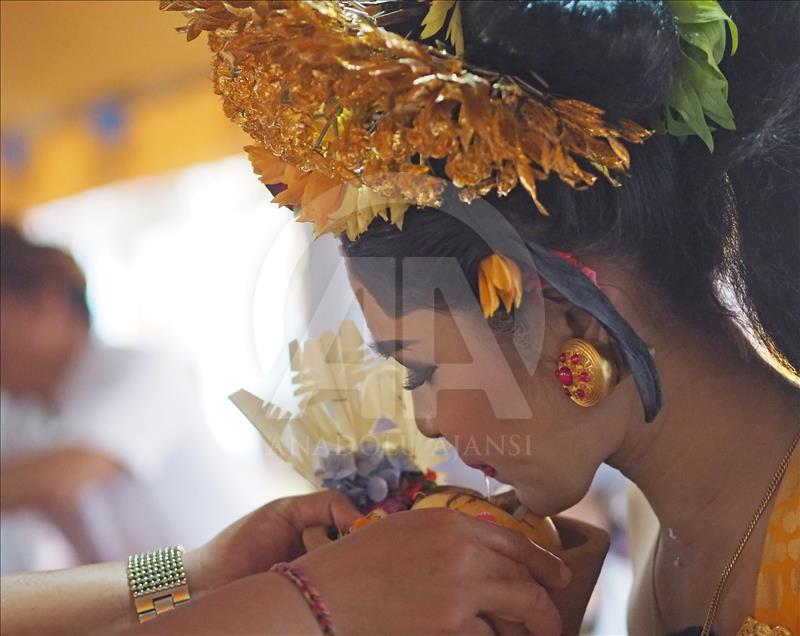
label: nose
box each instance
[411,391,442,438]
[415,416,442,439]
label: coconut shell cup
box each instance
[301,488,610,635]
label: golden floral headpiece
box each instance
[164,1,665,421]
[162,1,651,231]
[162,0,656,318]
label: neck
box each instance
[609,327,799,549]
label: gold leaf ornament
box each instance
[162,1,652,240]
[736,617,792,636]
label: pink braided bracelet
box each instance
[270,562,337,636]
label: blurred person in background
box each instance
[0,225,238,573]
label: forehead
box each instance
[349,269,484,366]
[351,278,431,341]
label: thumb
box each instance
[288,490,361,533]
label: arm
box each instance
[129,572,320,636]
[0,491,359,636]
[1,447,123,563]
[0,494,570,636]
[1,567,336,636]
[0,552,309,636]
[1,560,140,636]
[0,447,122,511]
[0,544,320,636]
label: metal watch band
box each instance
[127,545,191,622]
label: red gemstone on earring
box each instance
[570,353,581,365]
[557,367,573,386]
[579,371,590,383]
[559,353,566,363]
[575,388,586,399]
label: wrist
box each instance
[267,565,338,635]
[265,571,323,634]
[182,547,219,598]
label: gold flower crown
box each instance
[162,1,651,224]
[162,0,654,316]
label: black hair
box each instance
[0,225,91,324]
[342,0,800,416]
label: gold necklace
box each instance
[649,429,799,635]
[699,429,799,636]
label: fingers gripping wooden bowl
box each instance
[301,489,610,635]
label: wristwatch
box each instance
[127,545,191,622]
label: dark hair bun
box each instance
[350,0,800,388]
[461,0,680,119]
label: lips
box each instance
[470,462,497,478]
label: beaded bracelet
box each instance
[270,562,337,636]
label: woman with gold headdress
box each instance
[2,1,798,634]
[169,0,797,632]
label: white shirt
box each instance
[1,340,241,573]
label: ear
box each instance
[540,285,604,340]
[549,283,634,380]
[522,244,661,421]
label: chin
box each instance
[515,483,583,517]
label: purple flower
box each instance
[376,467,400,488]
[355,441,384,477]
[315,443,424,512]
[366,475,389,502]
[375,449,420,488]
[323,474,369,509]
[373,416,398,433]
[386,448,417,473]
[314,445,356,481]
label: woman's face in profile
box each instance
[352,280,622,516]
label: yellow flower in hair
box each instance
[246,145,409,240]
[477,255,523,319]
[247,146,344,231]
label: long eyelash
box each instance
[403,366,436,391]
[367,340,389,359]
[368,340,435,390]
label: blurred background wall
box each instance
[1,0,328,567]
[1,0,249,211]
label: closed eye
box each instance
[368,339,435,389]
[367,338,419,359]
[403,366,436,391]
[367,339,390,359]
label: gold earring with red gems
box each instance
[555,338,617,407]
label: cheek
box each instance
[417,349,571,439]
[421,377,540,453]
[520,369,576,434]
[434,389,496,442]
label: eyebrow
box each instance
[368,339,417,358]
